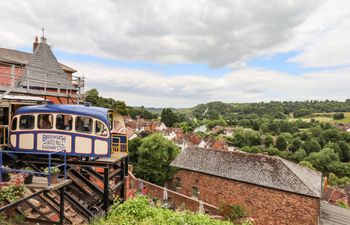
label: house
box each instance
[0,36,82,105]
[117,126,138,140]
[194,125,207,133]
[337,123,350,132]
[222,127,235,136]
[211,125,224,134]
[170,147,322,225]
[155,122,167,131]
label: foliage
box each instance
[161,108,179,127]
[303,139,321,154]
[128,137,143,164]
[333,112,345,120]
[206,119,227,130]
[92,196,242,225]
[275,135,287,151]
[328,173,350,187]
[218,203,248,223]
[44,166,60,175]
[0,183,25,202]
[337,201,349,209]
[229,128,261,148]
[264,135,273,147]
[289,138,303,152]
[298,161,316,170]
[85,89,157,119]
[134,133,180,186]
[305,148,340,171]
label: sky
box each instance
[0,0,349,107]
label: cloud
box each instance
[0,0,327,67]
[69,62,350,107]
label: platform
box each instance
[25,177,71,191]
[95,152,128,164]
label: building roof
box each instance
[171,147,322,198]
[15,104,112,126]
[0,47,77,73]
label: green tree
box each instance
[128,137,142,164]
[264,135,274,147]
[333,112,345,120]
[134,133,180,186]
[289,138,303,152]
[298,161,315,170]
[275,135,287,151]
[291,148,307,162]
[305,148,340,171]
[304,139,321,154]
[161,108,179,127]
[85,88,100,105]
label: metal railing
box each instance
[0,150,67,187]
[0,126,8,147]
[111,134,128,154]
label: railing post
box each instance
[44,74,47,92]
[64,150,67,180]
[48,154,51,187]
[27,69,30,91]
[10,65,15,87]
[0,152,3,182]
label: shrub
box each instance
[93,196,241,225]
[44,166,60,175]
[219,202,247,223]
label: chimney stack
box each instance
[33,36,39,52]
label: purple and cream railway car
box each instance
[9,103,127,157]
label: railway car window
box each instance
[56,115,73,131]
[75,116,92,133]
[11,118,17,130]
[19,115,35,130]
[38,114,53,129]
[95,121,108,136]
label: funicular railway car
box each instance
[9,103,128,157]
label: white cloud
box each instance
[69,62,350,107]
[0,0,330,67]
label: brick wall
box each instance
[172,169,320,225]
[127,171,219,215]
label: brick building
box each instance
[170,147,322,225]
[0,36,83,105]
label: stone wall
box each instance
[172,169,320,225]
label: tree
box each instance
[134,133,180,186]
[298,161,315,170]
[264,135,274,147]
[289,138,303,152]
[85,88,100,105]
[128,137,142,164]
[291,148,307,162]
[305,148,340,171]
[333,112,345,120]
[304,139,321,154]
[161,108,178,127]
[275,135,287,151]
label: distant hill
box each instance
[188,100,350,120]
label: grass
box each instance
[293,112,350,124]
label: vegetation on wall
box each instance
[92,196,251,225]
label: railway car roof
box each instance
[15,104,112,125]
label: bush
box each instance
[333,112,345,120]
[93,196,241,225]
[219,203,247,223]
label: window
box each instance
[37,114,53,129]
[75,116,92,133]
[175,177,181,189]
[95,120,108,136]
[192,187,199,198]
[11,118,17,130]
[19,115,35,130]
[56,114,73,131]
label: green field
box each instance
[295,112,350,124]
